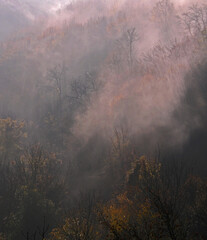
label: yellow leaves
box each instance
[50,225,66,240]
[137,201,150,222]
[50,217,94,240]
[125,154,139,182]
[137,200,160,224]
[103,204,129,233]
[18,144,62,190]
[117,192,132,205]
[101,192,132,235]
[138,155,161,180]
[0,118,25,134]
[101,189,161,239]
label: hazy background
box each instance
[0,0,207,239]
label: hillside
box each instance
[0,0,207,239]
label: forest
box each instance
[0,0,207,239]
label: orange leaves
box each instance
[100,188,161,240]
[50,214,96,240]
[137,200,160,225]
[102,194,130,234]
[50,219,72,240]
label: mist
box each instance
[0,0,207,239]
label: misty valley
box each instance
[0,0,207,239]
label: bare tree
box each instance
[37,216,50,240]
[181,4,207,40]
[125,28,139,68]
[152,0,176,41]
[21,231,37,240]
[48,63,67,116]
[116,27,139,70]
[68,72,98,106]
[153,0,174,24]
[21,217,49,240]
[47,63,68,145]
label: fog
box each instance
[0,0,206,168]
[0,0,207,239]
